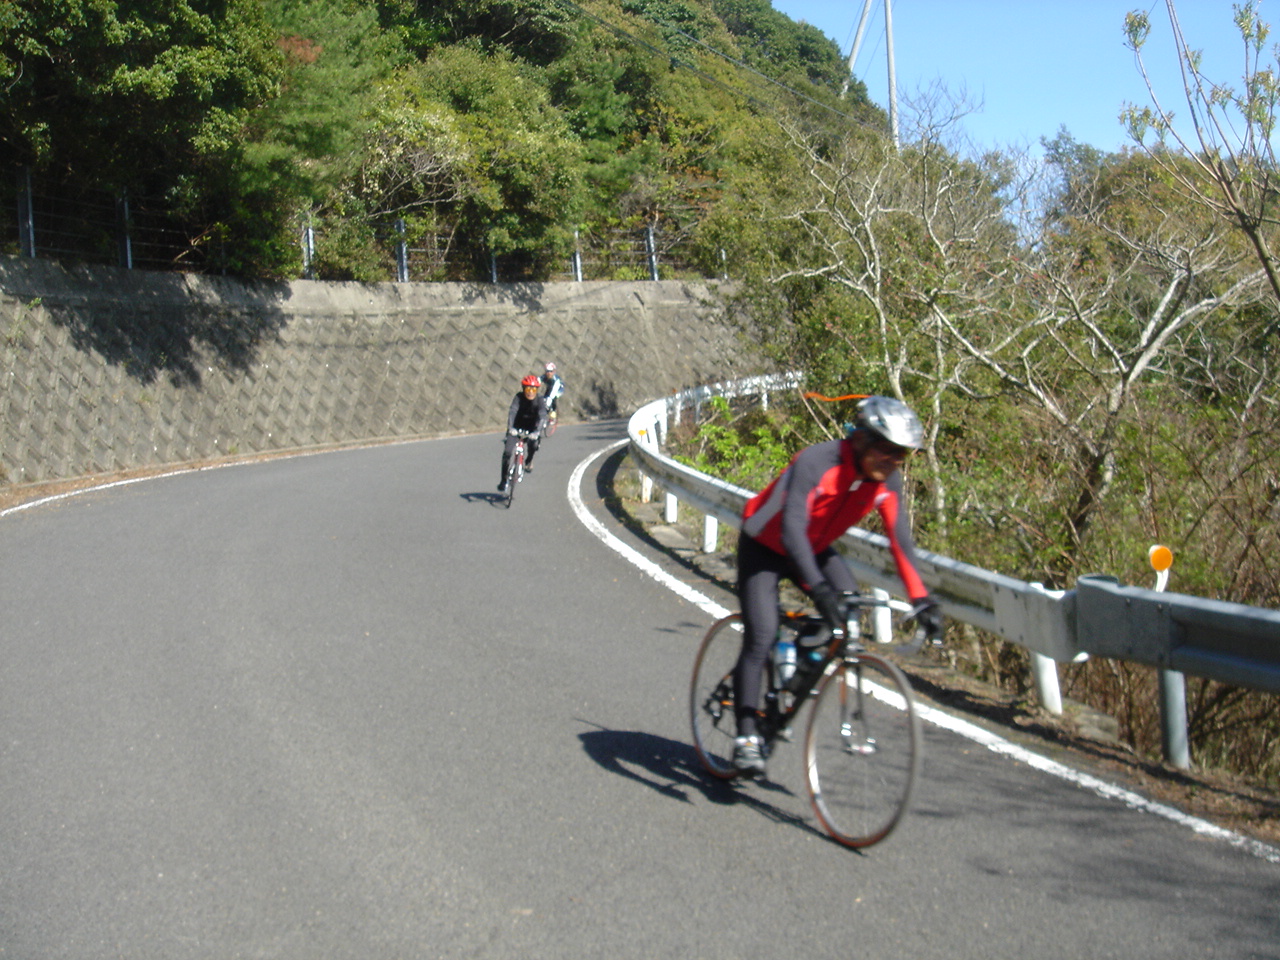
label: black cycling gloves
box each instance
[811,584,944,642]
[810,582,845,632]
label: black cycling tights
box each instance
[733,535,856,738]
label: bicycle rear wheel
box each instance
[803,653,921,848]
[689,613,745,779]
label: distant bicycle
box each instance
[690,591,928,848]
[501,429,537,508]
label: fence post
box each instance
[302,220,315,279]
[395,219,408,282]
[17,168,36,258]
[573,230,583,282]
[116,191,133,269]
[646,224,659,281]
[1150,545,1191,770]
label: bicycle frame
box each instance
[758,593,913,749]
[503,429,536,507]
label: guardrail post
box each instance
[1149,545,1191,770]
[1159,669,1191,770]
[702,515,718,553]
[1023,582,1065,714]
[664,490,678,523]
[871,587,891,643]
[1031,654,1063,714]
[639,427,655,503]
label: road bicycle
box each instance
[690,591,926,848]
[502,429,537,508]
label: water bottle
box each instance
[788,623,828,693]
[772,637,797,687]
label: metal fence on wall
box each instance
[4,170,723,284]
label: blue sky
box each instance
[769,0,1253,154]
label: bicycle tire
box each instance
[689,613,746,779]
[504,444,522,509]
[803,652,921,848]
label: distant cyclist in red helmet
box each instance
[730,395,943,776]
[498,375,549,493]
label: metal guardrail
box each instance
[627,378,1280,764]
[628,379,1078,659]
[1075,576,1280,693]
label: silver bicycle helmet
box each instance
[853,396,924,450]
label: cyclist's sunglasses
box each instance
[871,439,911,461]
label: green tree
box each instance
[709,0,849,92]
[1,0,281,186]
[398,0,577,63]
[403,45,586,276]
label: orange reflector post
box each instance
[1149,544,1173,573]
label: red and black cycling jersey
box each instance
[741,436,929,601]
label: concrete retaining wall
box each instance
[0,258,757,485]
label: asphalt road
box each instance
[2,422,1278,959]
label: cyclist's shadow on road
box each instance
[576,724,831,842]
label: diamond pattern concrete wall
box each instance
[0,259,759,485]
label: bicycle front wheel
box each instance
[804,653,921,848]
[504,446,522,508]
[689,613,745,779]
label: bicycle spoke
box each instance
[804,654,921,847]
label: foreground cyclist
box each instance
[731,395,943,776]
[498,375,549,493]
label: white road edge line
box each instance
[1,464,232,518]
[570,440,1280,865]
[569,440,733,621]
